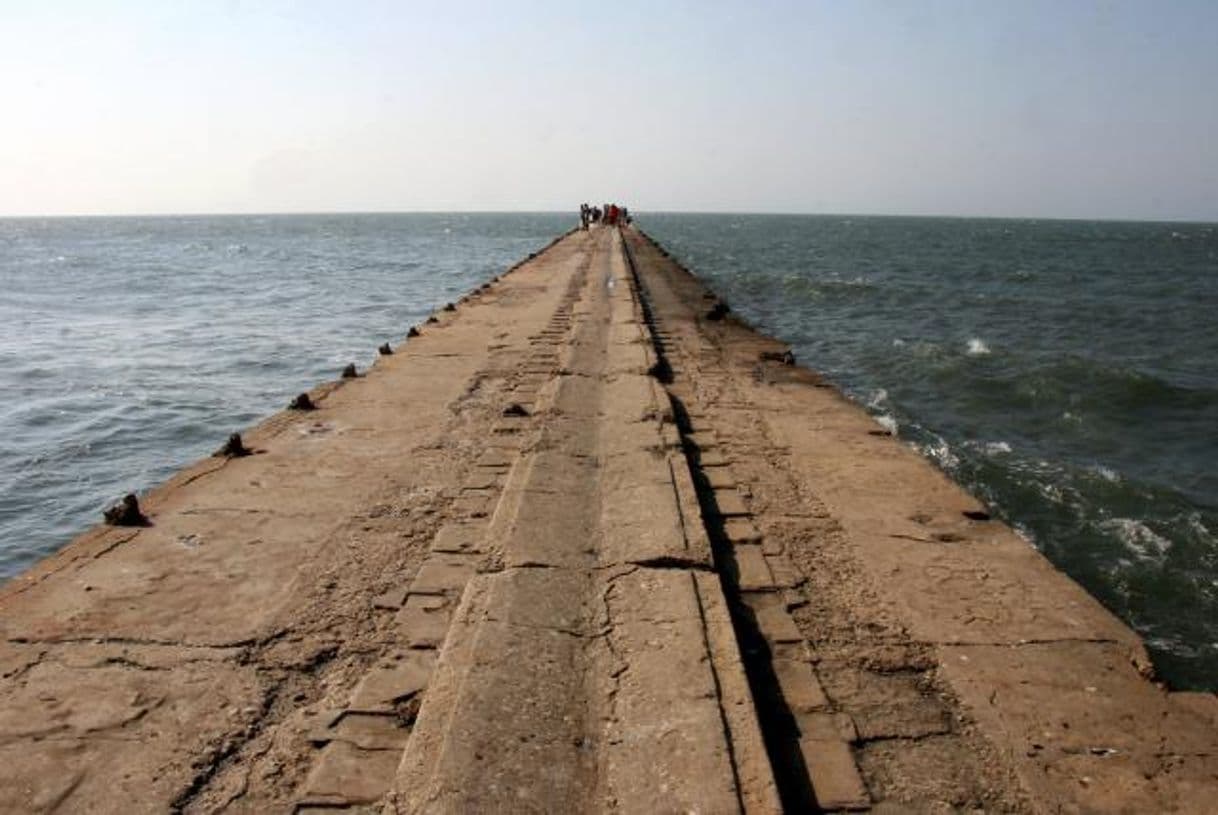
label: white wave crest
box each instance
[966,338,991,356]
[875,414,898,435]
[921,437,959,470]
[867,388,888,409]
[1100,518,1172,560]
[983,441,1012,455]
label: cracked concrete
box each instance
[0,230,591,812]
[626,226,1218,813]
[4,223,1214,813]
[390,228,769,813]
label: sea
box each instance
[1,213,1215,690]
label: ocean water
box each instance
[1,213,1215,690]
[644,214,1218,690]
[0,212,569,576]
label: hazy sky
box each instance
[3,1,1216,219]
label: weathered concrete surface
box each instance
[1,221,1214,813]
[626,226,1218,813]
[389,229,772,813]
[0,231,597,811]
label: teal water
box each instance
[1,212,1215,690]
[643,214,1218,690]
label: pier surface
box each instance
[1,226,1215,813]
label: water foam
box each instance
[966,337,991,356]
[1101,518,1172,560]
[921,436,960,470]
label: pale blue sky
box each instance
[2,1,1216,219]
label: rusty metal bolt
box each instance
[444,302,456,312]
[103,493,147,527]
[759,349,796,366]
[341,363,358,379]
[378,343,393,356]
[289,393,315,411]
[215,432,251,458]
[407,326,421,338]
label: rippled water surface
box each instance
[0,213,568,578]
[644,214,1218,689]
[2,213,1216,689]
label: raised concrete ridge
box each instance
[0,224,1214,813]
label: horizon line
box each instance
[1,208,1215,226]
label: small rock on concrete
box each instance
[214,432,251,458]
[103,493,147,527]
[289,393,315,411]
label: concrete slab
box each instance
[692,571,783,812]
[600,569,741,812]
[409,554,478,596]
[775,658,830,713]
[298,741,401,806]
[745,595,805,645]
[713,486,751,517]
[430,522,488,554]
[732,544,777,592]
[311,712,408,751]
[703,466,737,489]
[392,569,594,812]
[349,650,436,712]
[799,738,870,811]
[395,594,452,649]
[724,516,764,544]
[600,480,701,567]
[371,586,408,610]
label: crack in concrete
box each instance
[8,635,256,650]
[174,457,234,491]
[931,637,1125,648]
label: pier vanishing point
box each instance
[1,225,1215,813]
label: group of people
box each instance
[579,203,630,229]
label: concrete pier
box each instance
[0,225,1215,813]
